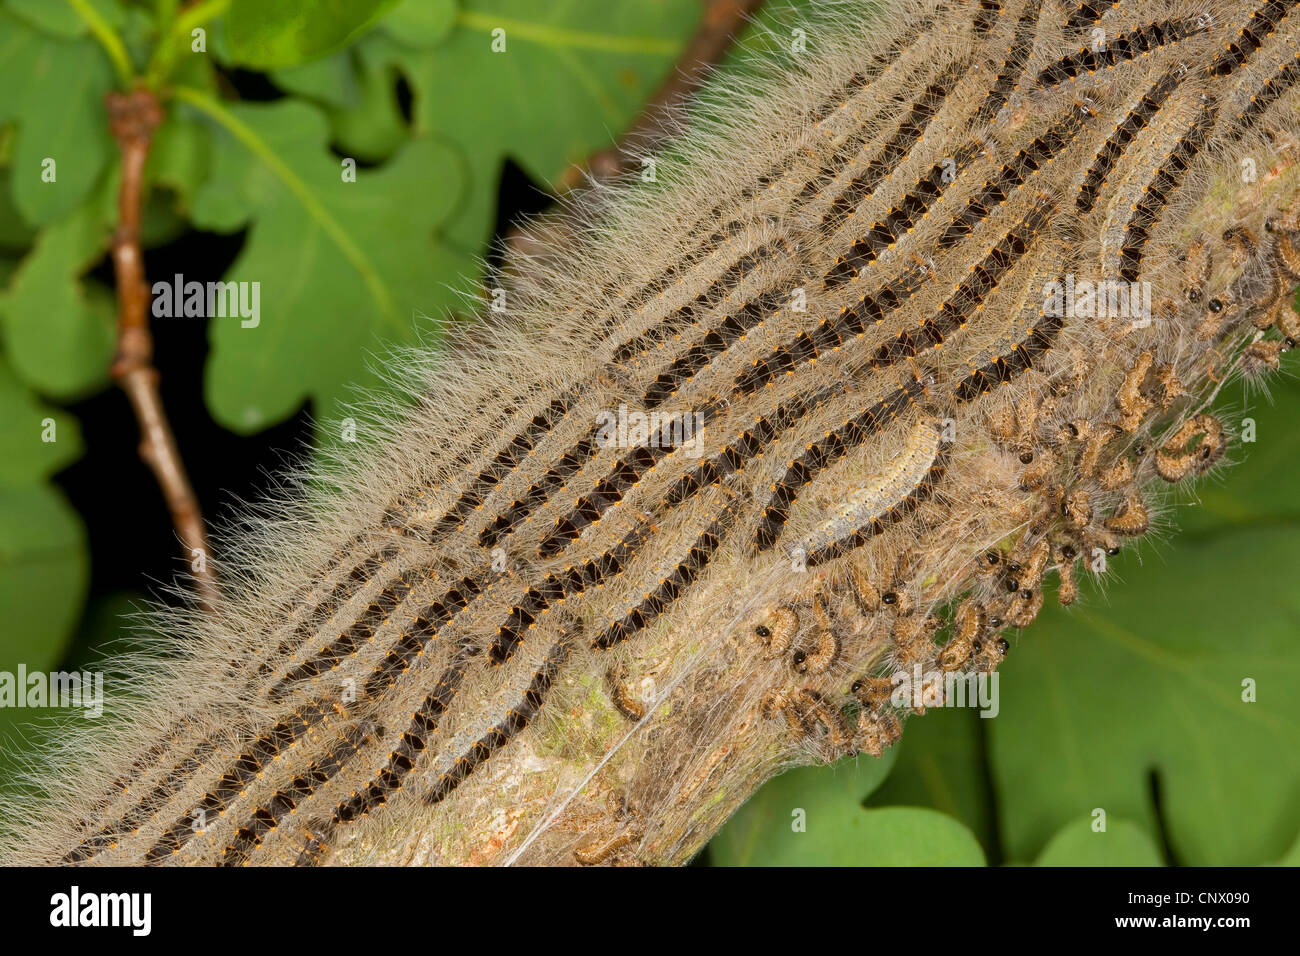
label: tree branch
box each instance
[106,88,218,611]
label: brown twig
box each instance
[106,88,218,611]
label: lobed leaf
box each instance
[0,10,115,229]
[1033,817,1165,866]
[185,97,473,432]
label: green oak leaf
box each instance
[0,481,89,677]
[0,479,89,782]
[324,41,408,163]
[0,195,115,398]
[227,0,400,69]
[271,49,362,109]
[711,749,903,865]
[374,0,702,249]
[0,353,83,484]
[1034,817,1164,866]
[866,705,998,857]
[0,10,115,228]
[989,523,1300,866]
[185,96,473,432]
[839,807,986,866]
[714,749,985,865]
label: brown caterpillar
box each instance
[606,665,647,723]
[573,828,641,866]
[856,707,905,758]
[1155,413,1228,480]
[790,597,841,675]
[939,597,986,671]
[2,0,1299,868]
[752,605,799,659]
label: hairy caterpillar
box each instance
[3,0,1299,868]
[791,418,948,566]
